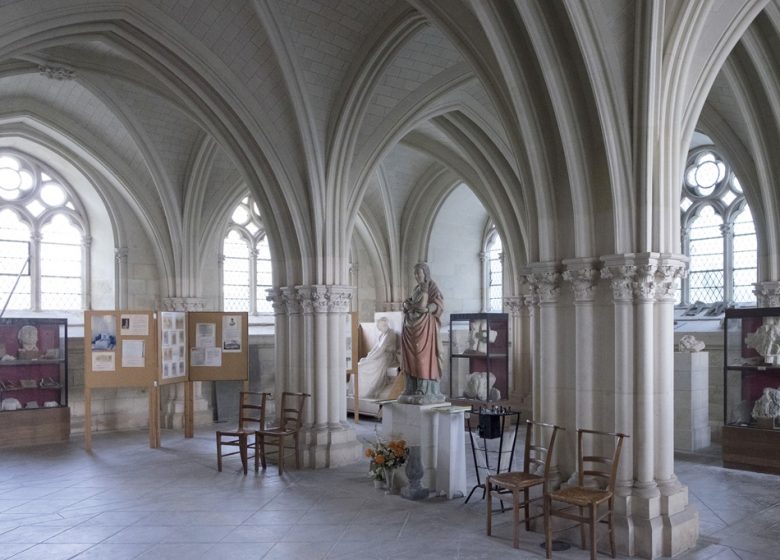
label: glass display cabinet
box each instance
[722,307,780,474]
[449,313,508,403]
[0,317,69,447]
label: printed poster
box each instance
[222,315,242,352]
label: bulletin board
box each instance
[186,311,248,382]
[83,310,160,450]
[158,311,188,386]
[84,310,158,388]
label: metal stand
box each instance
[464,408,520,503]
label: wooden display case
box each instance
[0,317,69,447]
[722,307,780,474]
[449,313,508,403]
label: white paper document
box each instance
[92,351,115,372]
[120,314,149,336]
[121,340,145,368]
[196,323,216,348]
[222,315,242,352]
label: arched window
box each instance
[0,152,86,311]
[483,228,503,312]
[681,148,756,305]
[222,196,273,314]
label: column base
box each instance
[302,424,362,468]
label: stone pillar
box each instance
[601,258,637,556]
[562,259,599,482]
[114,246,128,310]
[526,264,564,479]
[294,285,361,468]
[504,295,529,414]
[159,297,210,429]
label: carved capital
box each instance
[525,268,561,304]
[296,285,352,313]
[283,286,301,314]
[655,262,687,301]
[562,260,600,302]
[267,287,287,315]
[633,264,657,301]
[503,296,524,317]
[754,281,780,307]
[601,265,635,302]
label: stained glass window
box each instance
[681,149,756,305]
[222,196,274,314]
[0,152,86,311]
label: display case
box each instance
[449,313,508,403]
[0,318,69,447]
[722,307,780,474]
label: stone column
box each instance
[504,295,528,412]
[479,251,487,312]
[295,285,361,468]
[159,297,209,429]
[562,258,600,482]
[601,258,636,556]
[526,264,564,477]
[656,257,698,557]
[114,247,128,310]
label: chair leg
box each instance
[579,506,586,549]
[253,434,260,472]
[523,487,530,531]
[608,501,616,558]
[239,433,248,475]
[485,478,492,536]
[512,488,520,549]
[258,434,266,470]
[216,433,222,472]
[590,503,597,560]
[294,432,300,469]
[278,436,284,475]
[544,495,552,559]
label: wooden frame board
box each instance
[83,310,160,451]
[186,311,248,382]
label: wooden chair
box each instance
[257,391,309,474]
[216,391,268,475]
[486,420,563,548]
[544,428,629,560]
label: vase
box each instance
[401,445,428,500]
[383,467,398,494]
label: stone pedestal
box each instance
[674,352,710,451]
[381,401,466,499]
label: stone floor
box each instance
[0,418,778,560]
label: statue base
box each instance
[397,393,446,405]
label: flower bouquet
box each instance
[364,433,409,483]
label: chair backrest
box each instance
[237,391,268,431]
[576,428,630,492]
[279,391,310,431]
[523,419,564,492]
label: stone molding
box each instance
[160,297,206,311]
[524,263,561,304]
[291,285,353,314]
[503,295,524,316]
[38,64,75,80]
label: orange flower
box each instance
[365,448,375,457]
[374,454,386,465]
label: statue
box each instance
[678,335,705,353]
[350,317,399,399]
[17,325,39,359]
[745,318,780,364]
[399,263,446,405]
[752,387,780,419]
[466,319,497,354]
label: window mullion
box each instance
[681,225,690,305]
[31,231,41,311]
[722,222,734,304]
[249,247,258,315]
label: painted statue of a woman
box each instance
[399,262,446,404]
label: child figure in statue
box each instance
[399,263,446,404]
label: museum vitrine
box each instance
[0,317,69,447]
[722,307,780,474]
[449,313,508,403]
